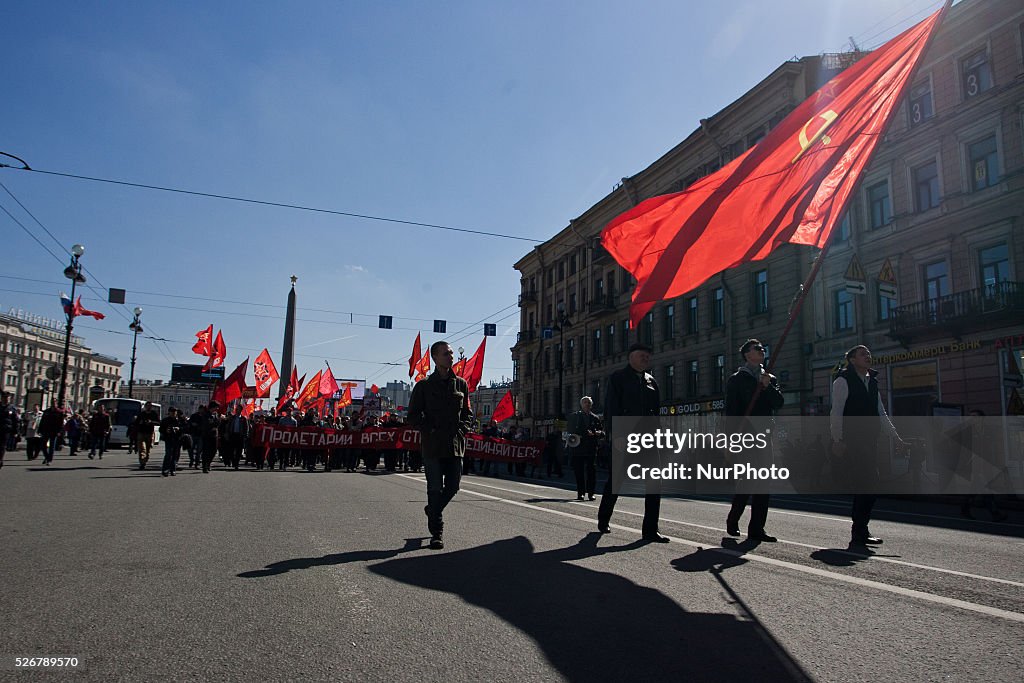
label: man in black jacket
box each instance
[597,342,667,542]
[724,339,784,542]
[407,341,474,550]
[830,345,907,546]
[568,396,604,501]
[0,391,18,469]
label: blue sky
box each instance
[2,0,945,391]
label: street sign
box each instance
[45,365,62,380]
[483,323,496,336]
[542,328,554,340]
[378,315,393,329]
[878,258,897,284]
[845,253,866,295]
[844,280,867,295]
[433,320,446,334]
[878,283,898,298]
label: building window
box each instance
[620,320,630,353]
[543,348,551,373]
[607,271,616,298]
[713,354,725,394]
[834,290,855,332]
[687,360,699,397]
[663,304,675,340]
[542,389,550,417]
[924,260,950,302]
[877,286,897,322]
[867,181,891,228]
[961,49,993,100]
[592,329,602,360]
[558,261,565,282]
[979,243,1009,289]
[595,278,604,303]
[687,296,698,333]
[712,288,724,327]
[642,312,654,346]
[569,292,577,316]
[836,212,851,242]
[592,380,601,409]
[569,255,576,275]
[913,160,940,211]
[908,79,934,128]
[605,324,615,356]
[968,135,999,191]
[566,338,574,369]
[753,270,769,313]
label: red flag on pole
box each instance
[414,349,431,382]
[462,338,486,393]
[241,399,256,418]
[211,357,248,408]
[337,385,353,409]
[276,369,303,413]
[492,390,515,423]
[452,358,467,378]
[370,384,379,394]
[602,8,947,326]
[253,348,280,398]
[408,333,422,379]
[192,324,213,356]
[71,297,106,320]
[319,367,340,397]
[202,330,226,371]
[294,370,322,410]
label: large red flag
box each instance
[461,338,486,393]
[337,385,353,409]
[414,349,431,382]
[602,8,946,326]
[408,333,422,379]
[253,348,280,398]
[192,324,213,356]
[72,297,106,320]
[492,390,515,423]
[202,330,226,371]
[319,367,340,397]
[211,357,248,409]
[452,358,467,378]
[294,370,322,410]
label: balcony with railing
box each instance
[890,282,1024,343]
[517,290,538,307]
[514,329,537,347]
[587,294,617,317]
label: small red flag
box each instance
[276,369,304,413]
[192,325,213,356]
[602,8,946,326]
[319,367,340,397]
[72,297,106,320]
[492,390,515,423]
[337,385,353,409]
[414,349,431,382]
[202,330,226,371]
[241,399,256,418]
[253,348,280,398]
[370,384,379,394]
[408,333,422,379]
[211,357,248,409]
[452,358,467,378]
[294,370,322,410]
[462,338,486,393]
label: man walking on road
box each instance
[597,342,667,542]
[407,341,474,550]
[0,391,18,469]
[136,402,160,470]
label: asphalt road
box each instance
[1,445,1022,682]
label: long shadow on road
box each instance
[368,532,812,682]
[237,538,427,578]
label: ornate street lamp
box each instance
[128,307,143,398]
[57,244,86,408]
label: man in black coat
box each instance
[724,339,784,542]
[200,403,223,473]
[597,342,667,542]
[568,396,604,500]
[0,391,18,469]
[222,404,250,470]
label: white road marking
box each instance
[396,474,1024,623]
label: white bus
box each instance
[90,398,162,448]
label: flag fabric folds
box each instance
[319,367,340,397]
[461,338,486,393]
[413,349,430,382]
[601,8,946,326]
[202,330,227,371]
[59,292,73,317]
[211,358,248,409]
[72,296,105,320]
[337,385,353,409]
[294,370,322,410]
[492,390,515,423]
[253,348,280,398]
[276,369,303,413]
[192,325,213,356]
[408,333,422,379]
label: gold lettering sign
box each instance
[792,110,838,164]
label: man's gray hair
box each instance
[580,396,593,407]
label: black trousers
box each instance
[201,438,218,471]
[728,494,769,534]
[597,476,661,536]
[851,495,876,540]
[572,455,597,497]
[226,435,245,468]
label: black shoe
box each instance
[577,495,585,501]
[749,532,777,542]
[726,522,741,537]
[598,523,610,534]
[429,536,444,550]
[169,471,175,476]
[161,471,169,477]
[588,495,596,501]
[203,468,210,473]
[852,536,883,546]
[88,454,94,460]
[643,534,670,543]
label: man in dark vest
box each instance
[597,342,667,542]
[725,339,784,542]
[830,345,907,546]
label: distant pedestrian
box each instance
[88,406,111,459]
[135,402,160,470]
[0,391,18,469]
[407,341,474,550]
[38,404,66,466]
[568,396,603,501]
[160,408,184,476]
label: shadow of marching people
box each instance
[237,538,426,578]
[369,532,813,682]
